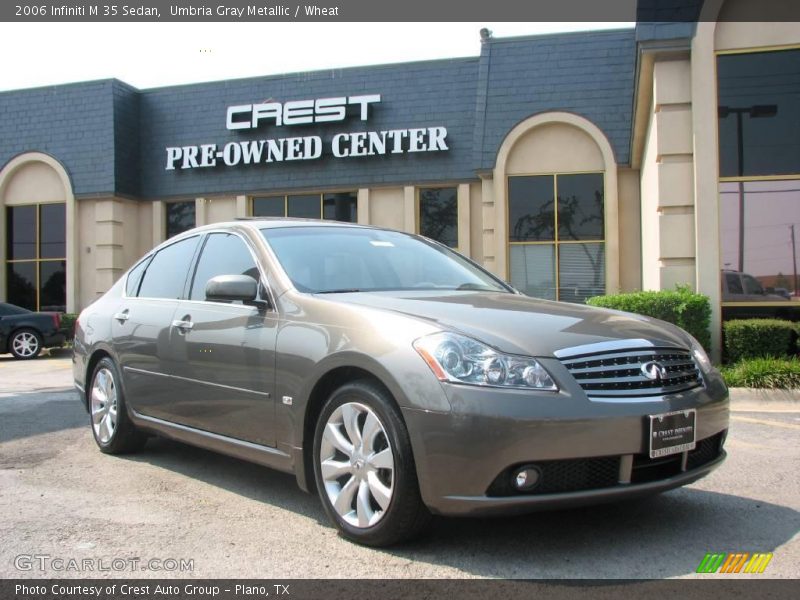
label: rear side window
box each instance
[189,233,260,301]
[125,258,150,297]
[138,236,199,299]
[725,273,743,294]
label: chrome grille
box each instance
[560,347,702,399]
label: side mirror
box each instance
[205,274,258,303]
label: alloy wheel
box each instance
[12,331,40,358]
[91,368,118,444]
[319,401,395,528]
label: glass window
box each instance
[557,173,604,240]
[166,201,196,239]
[253,197,285,217]
[419,187,458,248]
[720,180,800,301]
[5,203,67,311]
[508,173,605,303]
[138,236,199,300]
[125,258,150,297]
[261,226,508,294]
[252,192,358,222]
[509,176,555,242]
[323,192,357,222]
[7,262,36,311]
[287,194,320,219]
[725,272,743,294]
[189,233,260,301]
[717,48,800,178]
[40,203,66,259]
[39,260,66,312]
[6,206,36,260]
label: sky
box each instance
[0,22,633,91]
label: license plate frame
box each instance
[648,409,697,459]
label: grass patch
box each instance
[720,356,800,389]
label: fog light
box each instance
[513,466,541,491]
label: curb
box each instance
[729,387,800,405]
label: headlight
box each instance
[688,334,712,372]
[413,332,558,391]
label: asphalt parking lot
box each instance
[1,354,798,579]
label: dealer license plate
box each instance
[649,409,697,458]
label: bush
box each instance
[723,319,796,363]
[61,312,79,335]
[586,288,711,351]
[720,357,800,388]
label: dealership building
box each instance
[1,2,798,357]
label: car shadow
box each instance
[124,436,326,523]
[0,388,85,444]
[385,490,800,578]
[121,435,799,579]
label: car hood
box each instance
[330,291,690,357]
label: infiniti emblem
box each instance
[641,361,668,381]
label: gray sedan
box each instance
[72,220,729,546]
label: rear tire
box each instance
[9,328,42,360]
[89,357,146,454]
[312,379,430,546]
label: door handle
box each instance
[113,310,130,323]
[172,319,194,332]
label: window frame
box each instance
[716,44,800,307]
[4,202,67,311]
[506,170,606,302]
[250,190,358,223]
[184,229,275,310]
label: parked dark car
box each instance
[0,302,68,359]
[73,220,729,546]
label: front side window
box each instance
[419,187,458,248]
[717,47,800,307]
[252,192,357,222]
[5,203,66,311]
[508,173,605,303]
[261,226,508,294]
[137,236,199,299]
[166,201,196,239]
[189,233,260,301]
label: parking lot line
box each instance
[731,415,800,430]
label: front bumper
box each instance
[402,363,729,517]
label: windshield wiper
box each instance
[315,288,366,294]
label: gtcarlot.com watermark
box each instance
[14,554,194,572]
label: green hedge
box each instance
[61,313,79,335]
[586,289,711,350]
[720,356,800,388]
[723,319,796,363]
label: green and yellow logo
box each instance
[696,552,773,574]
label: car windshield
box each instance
[261,226,511,294]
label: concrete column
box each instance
[457,183,471,257]
[152,200,165,246]
[195,197,208,227]
[236,195,248,218]
[403,186,416,234]
[357,188,370,225]
[480,174,497,276]
[94,199,125,294]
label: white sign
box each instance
[165,93,449,171]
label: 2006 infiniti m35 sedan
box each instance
[73,219,729,546]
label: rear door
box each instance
[165,231,277,446]
[112,235,200,420]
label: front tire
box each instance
[9,328,42,359]
[89,357,146,454]
[312,380,430,546]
